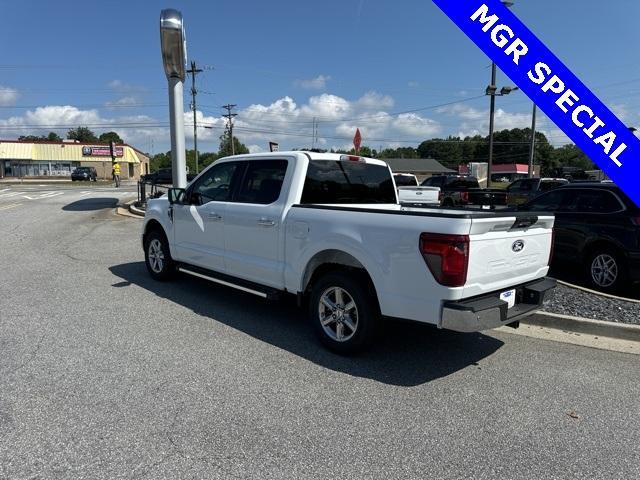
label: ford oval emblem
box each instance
[512,240,525,252]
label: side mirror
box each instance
[168,187,186,205]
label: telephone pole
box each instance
[222,104,237,155]
[186,61,203,173]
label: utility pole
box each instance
[222,104,237,155]
[528,103,537,178]
[186,61,203,173]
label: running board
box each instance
[177,265,280,300]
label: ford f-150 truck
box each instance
[142,152,556,353]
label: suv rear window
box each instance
[301,160,396,204]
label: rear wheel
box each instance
[144,229,175,281]
[585,247,627,293]
[308,271,379,354]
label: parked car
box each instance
[71,166,97,182]
[518,183,640,292]
[506,178,569,206]
[142,152,555,353]
[143,168,196,185]
[421,175,507,207]
[393,173,419,187]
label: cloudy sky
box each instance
[1,0,639,154]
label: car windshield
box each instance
[445,177,479,188]
[76,167,91,172]
[394,175,418,187]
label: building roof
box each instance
[383,157,455,174]
[0,140,149,164]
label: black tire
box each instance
[144,229,175,281]
[308,271,380,354]
[585,247,627,293]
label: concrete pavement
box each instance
[1,184,639,479]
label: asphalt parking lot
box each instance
[1,185,639,479]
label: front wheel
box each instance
[144,230,175,281]
[585,247,627,293]
[308,272,379,354]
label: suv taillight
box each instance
[631,216,640,226]
[419,233,470,287]
[460,191,469,203]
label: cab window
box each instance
[188,161,241,205]
[235,160,288,204]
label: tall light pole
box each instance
[160,9,188,188]
[487,0,514,187]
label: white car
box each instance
[142,152,556,353]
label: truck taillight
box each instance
[460,191,469,203]
[419,233,469,287]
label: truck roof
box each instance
[217,151,389,168]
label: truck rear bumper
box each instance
[440,277,556,333]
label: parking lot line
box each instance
[0,202,22,211]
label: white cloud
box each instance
[0,86,19,106]
[356,91,394,110]
[407,81,419,88]
[294,75,331,90]
[105,96,139,108]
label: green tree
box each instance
[149,151,171,172]
[67,127,98,143]
[218,127,249,157]
[548,144,595,175]
[47,131,62,141]
[98,131,124,144]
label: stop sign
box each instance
[353,128,362,152]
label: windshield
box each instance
[445,177,479,188]
[301,160,396,204]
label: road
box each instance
[1,184,639,479]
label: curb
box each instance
[115,199,144,218]
[521,311,640,342]
[129,202,146,217]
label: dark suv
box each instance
[71,166,97,182]
[519,183,640,292]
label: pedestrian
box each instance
[112,162,121,188]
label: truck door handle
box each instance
[257,217,276,227]
[207,212,222,221]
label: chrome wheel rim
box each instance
[591,253,618,287]
[318,286,358,342]
[148,239,165,273]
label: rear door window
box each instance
[565,189,623,213]
[235,160,288,204]
[301,160,396,204]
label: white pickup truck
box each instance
[142,152,555,353]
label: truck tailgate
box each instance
[463,214,554,297]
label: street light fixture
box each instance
[160,9,188,188]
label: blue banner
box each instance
[432,0,640,206]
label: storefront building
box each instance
[0,140,149,180]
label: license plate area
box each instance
[500,289,516,309]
